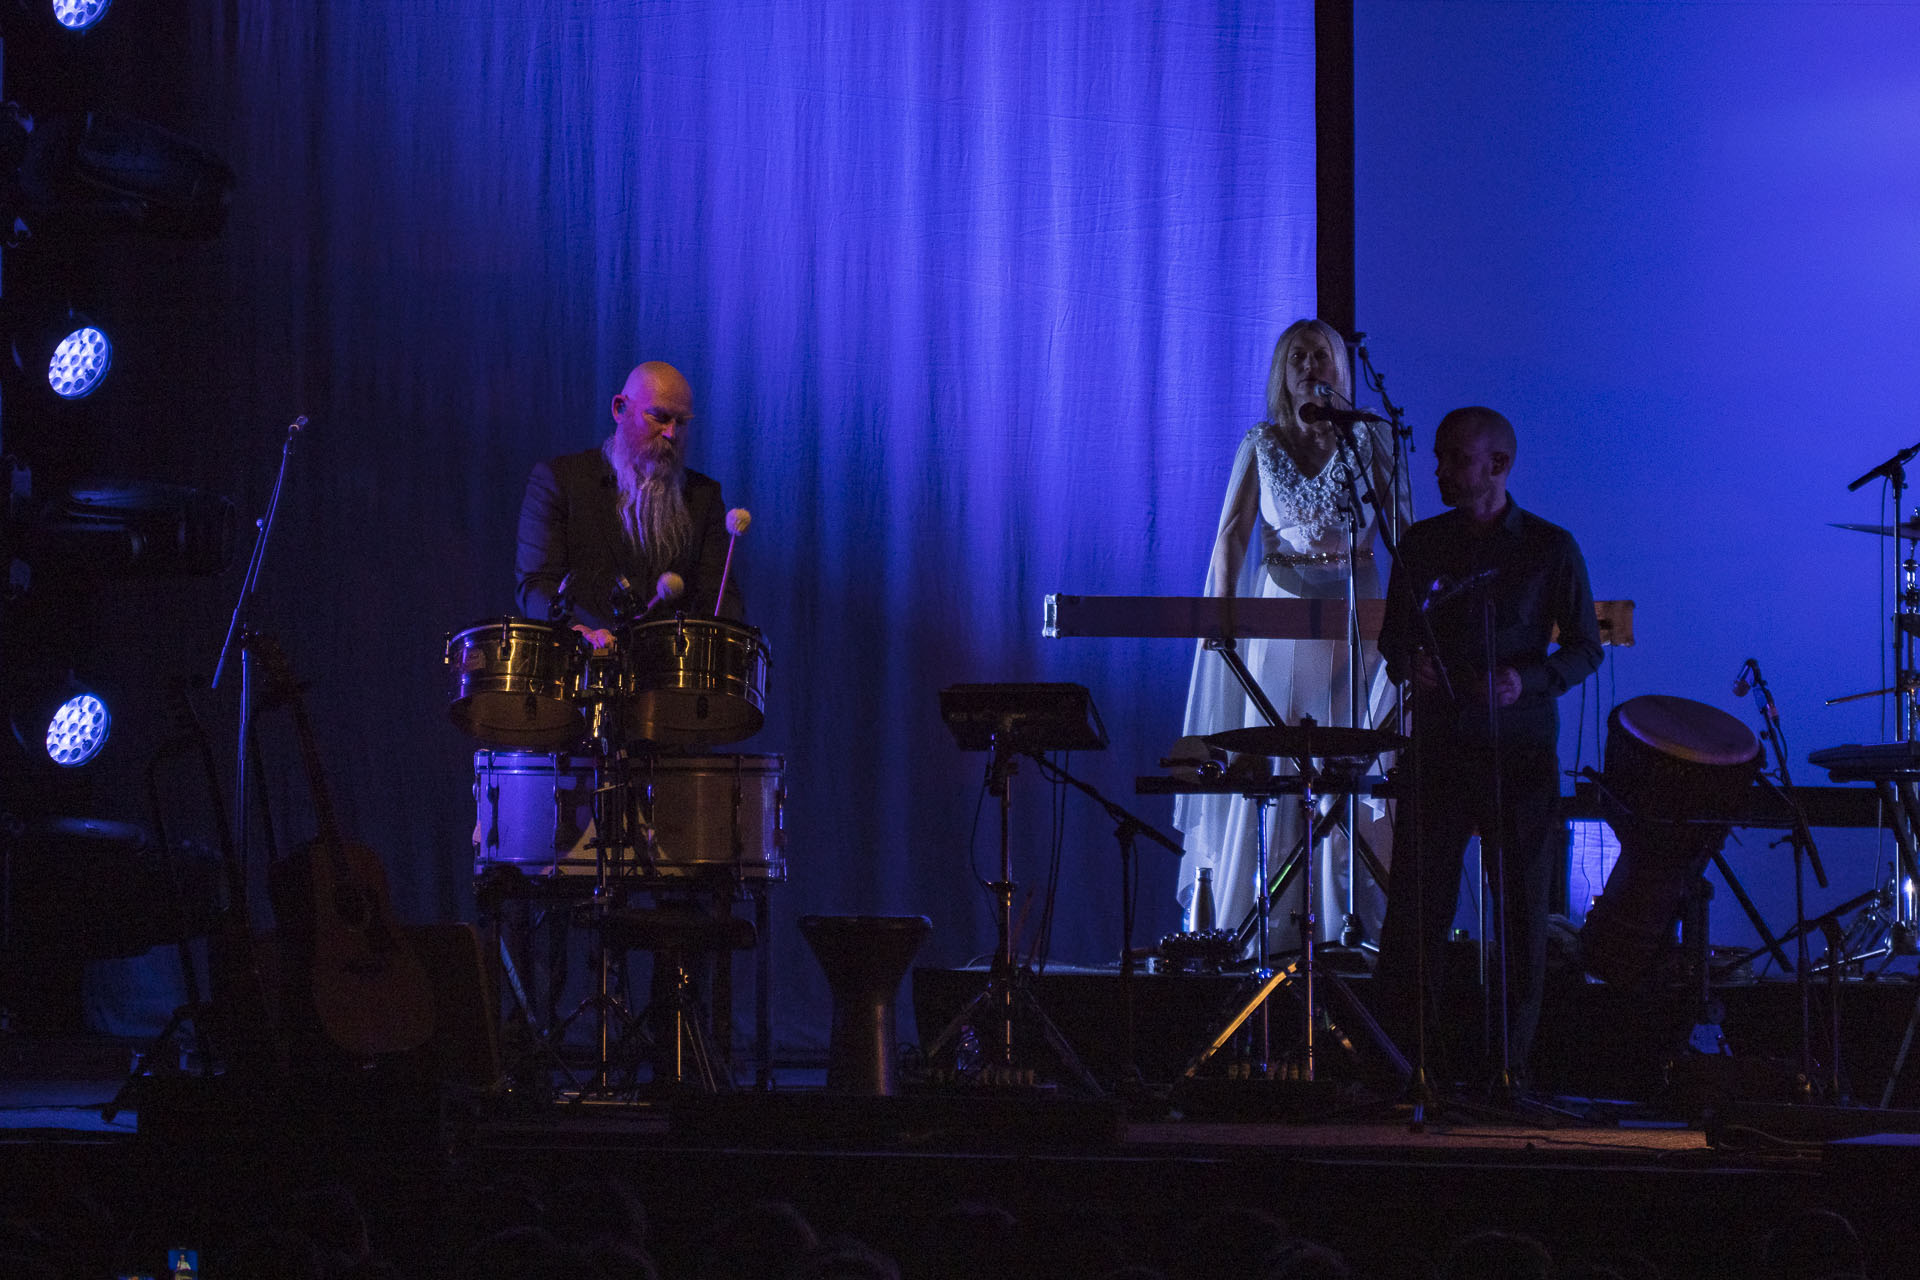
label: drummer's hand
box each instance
[1492,666,1523,707]
[573,624,616,654]
[1410,652,1442,691]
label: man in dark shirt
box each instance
[1374,406,1603,1088]
[515,361,745,649]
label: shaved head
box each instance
[1434,406,1516,462]
[622,361,691,404]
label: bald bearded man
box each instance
[516,361,745,649]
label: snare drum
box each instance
[445,618,586,750]
[638,753,787,881]
[1580,694,1759,986]
[619,617,769,744]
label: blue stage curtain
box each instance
[75,2,1317,1052]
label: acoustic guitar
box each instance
[254,635,435,1057]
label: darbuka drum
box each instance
[619,617,769,745]
[471,751,603,879]
[445,618,586,750]
[640,754,786,881]
[1580,694,1759,987]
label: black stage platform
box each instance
[8,1005,1920,1280]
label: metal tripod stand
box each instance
[924,684,1108,1094]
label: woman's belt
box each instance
[1265,548,1374,568]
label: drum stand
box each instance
[1228,797,1390,957]
[555,736,652,1101]
[1180,757,1408,1096]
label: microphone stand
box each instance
[1845,447,1920,741]
[1742,662,1836,1099]
[210,416,307,930]
[1023,750,1181,1093]
[1334,443,1460,1124]
[1474,582,1516,1100]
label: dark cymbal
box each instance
[1206,724,1407,759]
[1831,521,1920,540]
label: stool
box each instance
[798,914,932,1095]
[602,906,757,1092]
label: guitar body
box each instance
[253,634,437,1059]
[304,836,436,1057]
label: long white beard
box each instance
[602,432,692,580]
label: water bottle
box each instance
[1194,867,1216,932]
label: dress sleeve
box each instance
[1202,429,1263,598]
[514,459,566,621]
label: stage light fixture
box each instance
[50,0,112,31]
[22,479,235,579]
[46,322,110,397]
[44,689,108,764]
[10,307,115,402]
[9,674,111,767]
[4,107,235,241]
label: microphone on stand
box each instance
[1734,657,1781,720]
[1300,401,1388,427]
[1732,658,1757,698]
[611,573,640,627]
[548,571,576,625]
[1421,567,1498,612]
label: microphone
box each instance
[1421,567,1498,612]
[1299,401,1387,427]
[1311,382,1337,399]
[1732,658,1756,698]
[548,570,577,625]
[610,573,639,626]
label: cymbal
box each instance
[1830,521,1920,540]
[1206,724,1408,759]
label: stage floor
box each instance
[4,1033,1918,1280]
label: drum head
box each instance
[1613,694,1757,767]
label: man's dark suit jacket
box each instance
[514,446,745,631]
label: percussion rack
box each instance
[447,606,778,1100]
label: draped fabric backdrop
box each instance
[31,3,1319,1052]
[1353,1,1920,955]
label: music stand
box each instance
[924,684,1105,1093]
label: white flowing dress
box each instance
[1174,421,1404,953]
